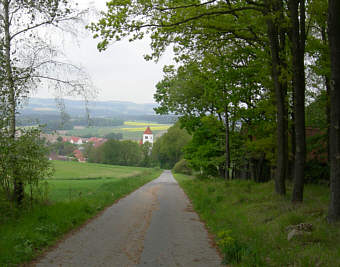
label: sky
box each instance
[35,0,174,104]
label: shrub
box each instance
[173,159,192,175]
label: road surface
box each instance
[34,170,222,267]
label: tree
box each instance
[287,0,307,202]
[327,0,340,222]
[151,122,191,169]
[184,116,225,177]
[90,0,290,193]
[89,139,143,167]
[0,0,93,206]
[104,132,123,140]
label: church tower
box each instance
[143,126,153,145]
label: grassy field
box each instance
[174,173,340,266]
[64,121,172,141]
[52,161,150,180]
[0,161,162,266]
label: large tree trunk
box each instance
[265,0,288,195]
[327,0,340,222]
[224,106,230,180]
[288,0,306,203]
[321,26,331,165]
[4,0,23,206]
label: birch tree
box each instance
[0,0,94,206]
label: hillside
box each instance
[20,98,157,117]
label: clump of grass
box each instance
[174,173,340,266]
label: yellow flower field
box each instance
[119,126,171,132]
[124,121,165,126]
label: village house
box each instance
[70,136,83,145]
[73,149,86,163]
[87,137,107,148]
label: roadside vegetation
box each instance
[0,161,161,266]
[174,173,340,266]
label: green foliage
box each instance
[89,139,142,166]
[151,122,191,169]
[0,128,53,203]
[184,116,225,177]
[104,132,123,140]
[217,230,253,265]
[48,141,77,156]
[173,159,192,175]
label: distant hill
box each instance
[18,98,177,125]
[20,98,157,117]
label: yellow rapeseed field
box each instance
[119,126,171,132]
[124,121,162,126]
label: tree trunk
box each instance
[4,0,23,206]
[327,0,340,222]
[290,98,296,181]
[224,106,230,180]
[288,0,306,203]
[265,0,288,195]
[321,26,331,165]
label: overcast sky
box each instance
[35,0,174,104]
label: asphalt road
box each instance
[35,170,222,267]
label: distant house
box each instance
[142,126,154,145]
[73,149,86,162]
[87,137,107,148]
[63,136,71,142]
[70,136,83,145]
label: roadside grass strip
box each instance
[0,166,162,266]
[173,173,340,266]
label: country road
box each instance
[34,170,222,267]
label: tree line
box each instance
[89,0,340,222]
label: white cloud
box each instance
[35,0,174,104]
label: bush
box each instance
[173,159,192,175]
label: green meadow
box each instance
[0,161,162,266]
[174,173,340,266]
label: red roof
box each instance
[144,126,152,135]
[71,136,81,142]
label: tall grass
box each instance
[174,173,340,266]
[0,163,162,266]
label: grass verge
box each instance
[174,173,340,266]
[0,168,162,266]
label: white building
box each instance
[70,136,83,145]
[142,126,153,145]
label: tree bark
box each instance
[265,0,288,195]
[327,0,340,222]
[288,0,306,203]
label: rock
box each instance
[287,229,303,241]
